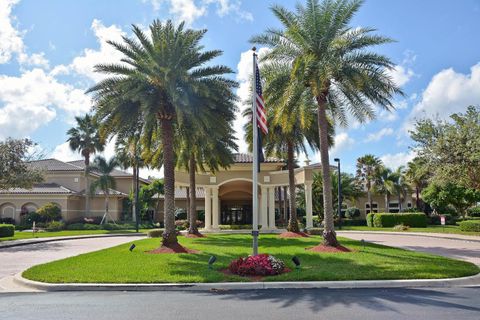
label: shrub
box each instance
[344,207,361,219]
[393,224,409,231]
[36,203,62,222]
[429,214,455,225]
[467,207,480,217]
[24,211,46,224]
[46,221,65,232]
[102,223,132,230]
[0,224,15,237]
[0,217,15,224]
[366,213,375,227]
[307,227,323,235]
[400,207,421,213]
[147,229,164,238]
[229,254,285,276]
[459,220,480,232]
[336,218,366,226]
[373,213,427,228]
[66,223,102,230]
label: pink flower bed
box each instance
[228,254,286,276]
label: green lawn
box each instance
[340,225,480,236]
[0,229,148,242]
[23,234,479,284]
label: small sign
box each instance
[440,215,446,226]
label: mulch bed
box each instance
[221,268,291,281]
[146,243,200,254]
[306,244,352,253]
[278,231,310,238]
[184,233,206,238]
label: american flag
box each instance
[255,61,268,134]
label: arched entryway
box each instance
[219,180,254,225]
[0,203,16,222]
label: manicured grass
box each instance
[0,229,148,242]
[23,234,479,283]
[340,225,480,236]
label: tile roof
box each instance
[67,160,132,177]
[233,153,284,163]
[28,159,83,172]
[0,183,76,195]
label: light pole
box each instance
[334,158,342,230]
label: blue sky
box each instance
[1,0,480,176]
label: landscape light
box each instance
[292,256,301,269]
[129,243,136,252]
[360,239,365,250]
[208,255,217,269]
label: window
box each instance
[389,202,399,213]
[365,203,378,214]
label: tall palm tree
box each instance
[176,107,237,236]
[88,20,237,247]
[88,156,118,224]
[356,154,383,214]
[244,62,323,232]
[251,0,402,246]
[67,114,105,216]
[405,157,429,209]
[394,166,411,211]
[375,166,397,212]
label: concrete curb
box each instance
[337,231,480,243]
[14,271,480,292]
[0,233,146,249]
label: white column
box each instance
[305,181,313,229]
[204,187,212,230]
[212,186,219,229]
[260,186,268,229]
[268,187,276,229]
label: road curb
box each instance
[337,231,480,243]
[0,233,146,249]
[14,271,480,292]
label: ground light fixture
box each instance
[360,239,365,251]
[129,244,136,252]
[292,256,301,269]
[208,255,217,269]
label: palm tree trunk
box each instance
[159,118,178,246]
[416,186,420,209]
[104,191,109,224]
[283,186,288,221]
[385,194,390,213]
[316,95,338,246]
[286,141,299,232]
[132,163,137,222]
[188,154,200,235]
[84,154,90,217]
[186,186,190,222]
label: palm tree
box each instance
[405,157,429,209]
[251,0,402,246]
[394,166,411,211]
[88,20,237,247]
[176,107,237,236]
[375,166,397,212]
[67,114,105,216]
[88,156,118,224]
[356,154,383,214]
[244,62,322,233]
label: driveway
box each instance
[0,236,143,292]
[338,231,480,266]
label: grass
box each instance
[340,225,480,236]
[22,234,479,284]
[0,229,148,242]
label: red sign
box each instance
[440,215,446,225]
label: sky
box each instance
[1,0,480,177]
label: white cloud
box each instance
[380,150,416,170]
[0,68,91,139]
[61,19,126,83]
[404,63,480,132]
[143,0,252,24]
[0,0,49,67]
[387,65,415,87]
[364,127,394,142]
[328,132,355,159]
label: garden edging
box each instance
[14,271,480,292]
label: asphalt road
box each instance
[1,287,479,320]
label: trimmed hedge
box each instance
[373,213,427,228]
[147,229,164,238]
[0,224,15,237]
[367,213,375,227]
[459,220,480,232]
[467,207,480,217]
[336,218,367,226]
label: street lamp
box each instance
[334,158,342,230]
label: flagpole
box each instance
[252,47,259,256]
